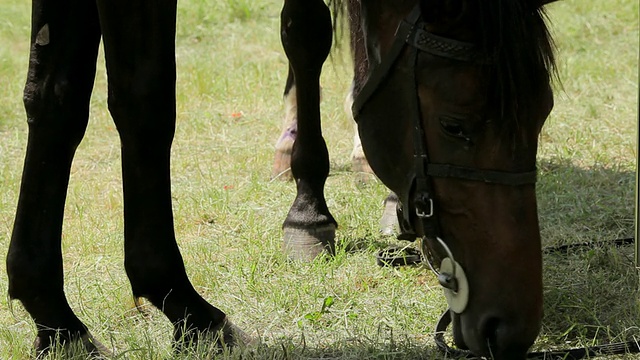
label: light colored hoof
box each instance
[272,148,292,181]
[380,197,399,236]
[283,224,336,261]
[352,156,376,184]
[352,154,373,174]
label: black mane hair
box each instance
[331,0,558,130]
[476,0,558,127]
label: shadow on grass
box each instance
[537,158,635,246]
[527,159,637,350]
[337,158,640,354]
[163,332,444,360]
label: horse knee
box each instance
[23,76,90,148]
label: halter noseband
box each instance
[352,4,537,312]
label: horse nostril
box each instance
[481,317,500,353]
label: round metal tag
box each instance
[440,257,469,314]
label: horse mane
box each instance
[476,0,558,128]
[330,0,558,129]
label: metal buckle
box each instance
[415,198,434,218]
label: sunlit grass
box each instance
[0,0,638,358]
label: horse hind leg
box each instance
[280,0,336,260]
[5,0,110,357]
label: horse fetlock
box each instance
[128,277,229,339]
[33,328,110,359]
[282,224,336,261]
[124,251,188,294]
[6,264,87,342]
[6,251,60,303]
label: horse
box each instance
[277,0,557,359]
[6,1,557,359]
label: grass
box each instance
[0,0,639,359]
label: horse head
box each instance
[353,0,557,358]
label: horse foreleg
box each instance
[274,71,374,184]
[5,0,107,356]
[96,0,246,350]
[280,0,336,260]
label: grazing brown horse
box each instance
[6,0,556,359]
[279,0,557,359]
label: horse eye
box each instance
[440,119,468,140]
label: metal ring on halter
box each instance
[422,236,457,281]
[422,236,470,314]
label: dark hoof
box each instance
[283,225,336,261]
[219,319,258,348]
[174,318,257,356]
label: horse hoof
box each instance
[220,319,259,348]
[283,225,336,261]
[380,197,399,236]
[33,332,112,359]
[352,155,373,174]
[272,133,294,180]
[173,318,257,355]
[272,149,292,180]
[352,156,375,184]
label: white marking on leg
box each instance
[345,87,365,164]
[272,85,298,179]
[282,84,297,135]
[275,84,298,152]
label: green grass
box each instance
[0,0,639,359]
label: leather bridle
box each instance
[352,3,537,283]
[351,0,537,354]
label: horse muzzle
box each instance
[451,308,541,360]
[426,235,542,360]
